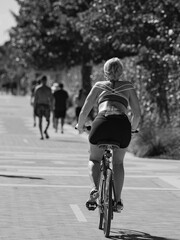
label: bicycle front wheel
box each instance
[103,169,113,237]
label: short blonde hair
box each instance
[104,57,123,81]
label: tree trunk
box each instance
[81,62,92,94]
[81,61,94,120]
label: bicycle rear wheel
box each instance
[103,169,113,237]
[98,171,104,230]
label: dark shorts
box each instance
[35,104,50,120]
[89,111,131,148]
[54,109,66,118]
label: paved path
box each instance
[0,94,179,240]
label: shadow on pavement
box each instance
[0,174,44,180]
[109,229,178,240]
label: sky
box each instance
[0,0,19,45]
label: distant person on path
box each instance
[53,83,69,133]
[30,79,41,127]
[34,76,53,140]
[76,57,141,211]
[74,88,87,122]
[51,82,60,128]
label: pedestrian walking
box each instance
[34,75,53,139]
[51,82,60,128]
[74,88,87,122]
[30,79,41,127]
[53,83,69,133]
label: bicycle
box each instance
[76,125,138,238]
[97,142,120,238]
[83,126,121,237]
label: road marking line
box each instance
[70,204,87,222]
[159,176,180,189]
[0,161,35,164]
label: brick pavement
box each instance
[0,95,179,240]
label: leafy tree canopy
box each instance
[9,0,180,70]
[10,0,94,70]
[78,0,180,62]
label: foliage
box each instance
[9,0,96,92]
[11,0,70,69]
[136,54,180,125]
[78,0,180,58]
[77,0,180,123]
[9,0,99,69]
[129,123,180,159]
[0,42,26,88]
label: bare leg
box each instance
[44,119,50,138]
[88,160,101,190]
[85,144,104,210]
[61,117,64,133]
[33,107,36,127]
[89,144,104,190]
[113,148,127,202]
[54,118,58,132]
[52,112,55,129]
[38,117,43,139]
[33,113,36,127]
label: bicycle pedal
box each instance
[86,201,97,211]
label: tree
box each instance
[9,0,180,123]
[79,0,180,124]
[0,42,27,94]
[10,0,95,93]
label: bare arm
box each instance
[77,86,99,133]
[129,89,141,131]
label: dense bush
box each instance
[129,124,180,160]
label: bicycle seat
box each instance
[97,141,120,150]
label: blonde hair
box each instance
[104,57,123,81]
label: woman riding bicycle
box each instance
[76,57,141,212]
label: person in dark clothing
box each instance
[53,83,69,133]
[34,76,53,140]
[74,88,87,122]
[30,79,41,127]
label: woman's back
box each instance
[94,80,134,113]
